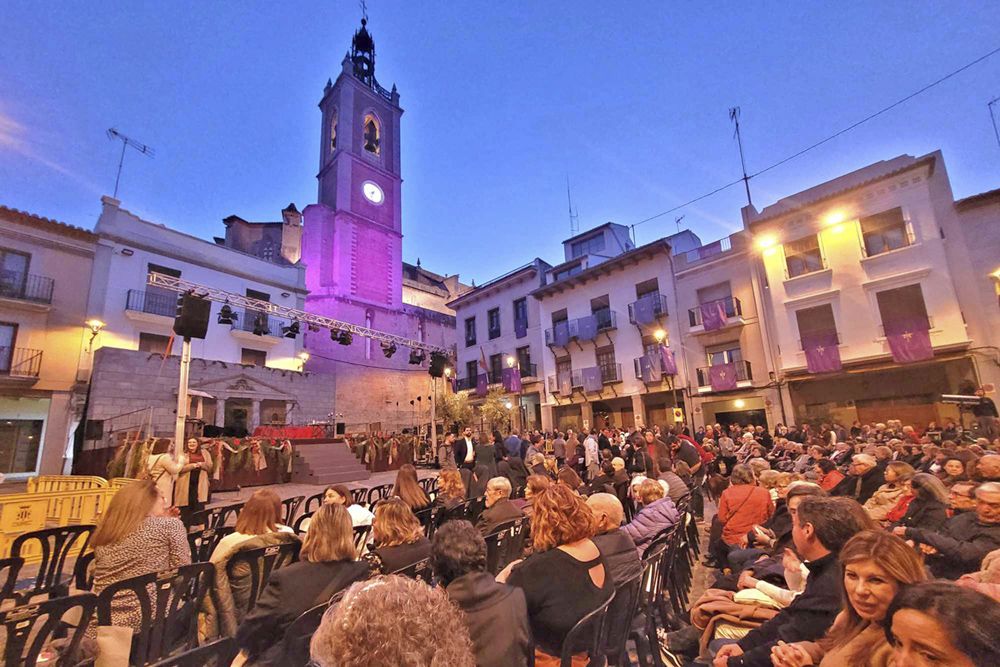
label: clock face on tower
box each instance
[362,181,384,205]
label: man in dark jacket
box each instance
[713,497,868,667]
[476,477,525,535]
[586,493,643,584]
[454,427,477,470]
[899,482,1000,580]
[831,454,882,504]
[431,521,532,667]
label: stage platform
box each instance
[289,438,371,485]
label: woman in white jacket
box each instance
[146,438,184,506]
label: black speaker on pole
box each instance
[173,292,212,339]
[428,352,448,378]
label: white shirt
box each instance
[464,438,475,463]
[584,436,599,466]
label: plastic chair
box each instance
[226,541,301,617]
[147,637,238,667]
[10,524,95,602]
[292,511,313,536]
[604,570,643,666]
[303,492,324,515]
[73,551,95,591]
[390,556,434,584]
[96,563,214,666]
[629,542,667,667]
[0,592,97,666]
[559,591,616,667]
[0,557,23,604]
[187,526,236,563]
[484,517,528,575]
[364,483,394,508]
[353,525,372,553]
[281,496,305,526]
[414,505,440,540]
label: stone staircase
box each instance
[290,439,371,485]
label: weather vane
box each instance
[360,0,368,22]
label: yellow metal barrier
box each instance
[0,487,121,560]
[26,475,109,494]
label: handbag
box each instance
[95,625,133,667]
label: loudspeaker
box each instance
[173,293,211,339]
[428,351,448,378]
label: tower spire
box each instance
[351,7,376,86]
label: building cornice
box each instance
[532,240,672,300]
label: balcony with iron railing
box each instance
[696,359,753,389]
[688,296,744,329]
[237,310,289,338]
[0,272,54,306]
[633,355,670,381]
[597,363,622,384]
[545,311,619,346]
[456,376,477,391]
[125,289,176,317]
[519,362,538,379]
[628,293,668,324]
[0,347,43,380]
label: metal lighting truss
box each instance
[147,272,450,355]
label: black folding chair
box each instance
[604,570,643,666]
[187,526,236,563]
[364,483,394,507]
[303,492,324,515]
[73,551,95,591]
[147,637,238,667]
[629,542,667,667]
[226,541,301,617]
[281,496,305,527]
[414,505,440,539]
[485,517,528,575]
[353,525,372,554]
[560,591,616,667]
[0,556,23,604]
[390,556,434,585]
[193,502,245,529]
[292,512,313,536]
[282,601,329,667]
[0,593,97,666]
[460,496,486,523]
[10,525,94,602]
[96,563,214,666]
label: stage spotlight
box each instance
[408,349,426,365]
[381,342,397,358]
[252,312,269,336]
[217,302,238,325]
[338,331,353,346]
[281,321,300,339]
[429,352,448,377]
[307,323,321,333]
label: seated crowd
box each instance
[21,416,1000,667]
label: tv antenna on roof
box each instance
[989,96,1000,151]
[106,128,155,199]
[566,176,579,236]
[675,215,685,233]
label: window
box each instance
[707,344,742,367]
[516,346,532,375]
[596,347,617,383]
[146,263,181,316]
[570,234,605,258]
[0,248,30,296]
[551,309,568,326]
[553,265,582,282]
[784,234,824,278]
[795,304,838,347]
[464,317,476,347]
[260,239,274,262]
[138,333,172,355]
[466,360,479,385]
[363,114,380,155]
[591,294,613,330]
[245,288,271,334]
[635,278,659,299]
[487,307,501,339]
[556,357,572,376]
[513,298,527,326]
[489,354,503,383]
[241,348,267,367]
[330,110,338,152]
[861,207,910,256]
[0,419,43,474]
[876,284,929,333]
[0,323,17,372]
[642,336,660,358]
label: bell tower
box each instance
[305,16,403,309]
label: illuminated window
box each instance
[784,234,824,278]
[363,114,380,155]
[860,207,911,256]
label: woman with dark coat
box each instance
[475,432,499,479]
[888,472,949,533]
[364,497,432,574]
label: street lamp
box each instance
[86,319,105,351]
[297,351,310,371]
[506,355,516,368]
[654,329,666,344]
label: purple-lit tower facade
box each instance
[302,20,463,431]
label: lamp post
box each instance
[85,319,105,352]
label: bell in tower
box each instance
[351,18,376,87]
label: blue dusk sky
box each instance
[2,2,999,285]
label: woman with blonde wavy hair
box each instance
[364,497,431,574]
[501,483,613,664]
[771,529,927,667]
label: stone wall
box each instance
[84,347,337,445]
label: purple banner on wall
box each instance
[502,367,522,393]
[639,355,662,383]
[700,300,728,331]
[553,321,570,347]
[885,318,933,363]
[634,296,656,325]
[708,362,738,391]
[576,315,598,341]
[476,373,488,397]
[557,371,573,395]
[803,331,842,373]
[660,345,678,376]
[514,317,528,339]
[582,366,603,392]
